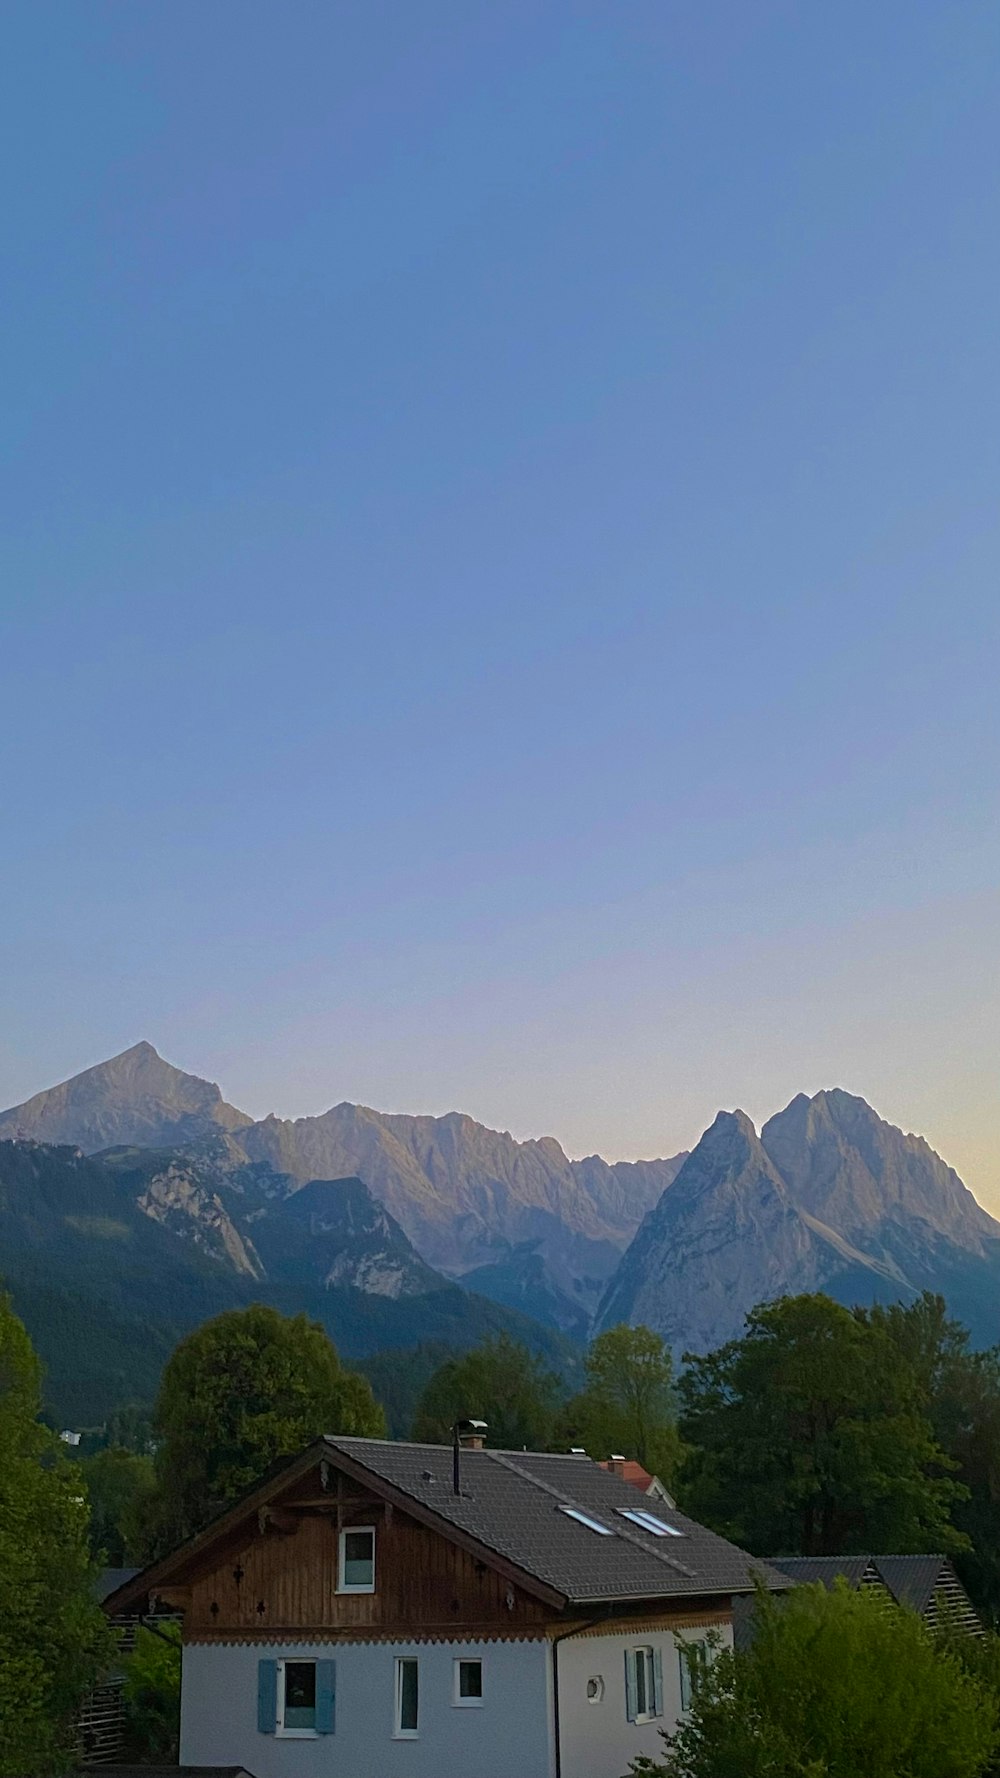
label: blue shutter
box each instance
[652,1646,664,1717]
[257,1659,278,1734]
[624,1648,637,1722]
[316,1658,336,1734]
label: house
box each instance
[770,1554,982,1633]
[597,1457,675,1507]
[102,1432,787,1778]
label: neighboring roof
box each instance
[104,1436,789,1619]
[597,1459,652,1489]
[875,1555,957,1614]
[768,1555,980,1629]
[73,1769,257,1778]
[96,1567,139,1603]
[769,1555,881,1591]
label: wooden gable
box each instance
[158,1453,553,1643]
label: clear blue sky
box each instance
[2,2,998,1203]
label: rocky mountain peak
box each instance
[0,1042,253,1151]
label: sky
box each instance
[1,3,998,1206]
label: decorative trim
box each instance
[186,1628,550,1647]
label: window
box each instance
[454,1658,484,1706]
[338,1524,376,1592]
[678,1639,709,1712]
[625,1646,663,1725]
[617,1507,685,1537]
[257,1657,335,1737]
[394,1658,419,1737]
[558,1506,615,1535]
[280,1660,316,1732]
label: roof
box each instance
[769,1556,881,1591]
[72,1769,256,1778]
[319,1436,787,1607]
[104,1436,789,1619]
[768,1554,979,1625]
[96,1567,139,1603]
[598,1459,654,1489]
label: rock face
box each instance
[599,1094,1000,1355]
[0,1045,684,1318]
[0,1042,252,1151]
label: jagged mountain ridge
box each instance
[599,1091,1000,1354]
[0,1138,577,1426]
[0,1044,686,1318]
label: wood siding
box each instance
[182,1480,552,1641]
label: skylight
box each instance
[617,1507,685,1537]
[559,1506,615,1535]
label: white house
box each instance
[103,1433,787,1778]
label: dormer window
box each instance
[338,1525,376,1593]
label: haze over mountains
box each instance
[2,1045,999,1426]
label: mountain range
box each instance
[1,1044,998,1427]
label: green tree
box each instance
[136,1304,385,1557]
[631,1582,999,1778]
[411,1333,560,1449]
[869,1293,1000,1622]
[678,1293,963,1556]
[78,1445,155,1563]
[122,1621,181,1761]
[561,1323,681,1482]
[0,1293,112,1776]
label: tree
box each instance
[561,1324,681,1482]
[631,1582,999,1778]
[0,1293,112,1776]
[122,1621,181,1762]
[411,1333,560,1449]
[136,1304,386,1557]
[678,1293,964,1556]
[868,1294,1000,1623]
[78,1445,155,1564]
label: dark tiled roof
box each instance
[769,1555,882,1591]
[73,1769,256,1777]
[325,1437,788,1607]
[96,1567,139,1603]
[874,1555,952,1613]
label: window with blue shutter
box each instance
[257,1659,278,1734]
[625,1647,658,1723]
[624,1648,638,1722]
[316,1659,336,1735]
[652,1647,664,1717]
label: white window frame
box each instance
[678,1637,709,1712]
[393,1656,419,1739]
[631,1645,656,1725]
[453,1656,484,1707]
[338,1523,376,1594]
[276,1656,319,1739]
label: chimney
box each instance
[607,1454,627,1478]
[451,1419,488,1496]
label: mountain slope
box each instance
[0,1045,684,1319]
[599,1094,1000,1355]
[0,1139,577,1426]
[597,1110,901,1354]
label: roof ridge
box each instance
[486,1451,696,1581]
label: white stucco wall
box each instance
[179,1638,554,1778]
[556,1620,734,1778]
